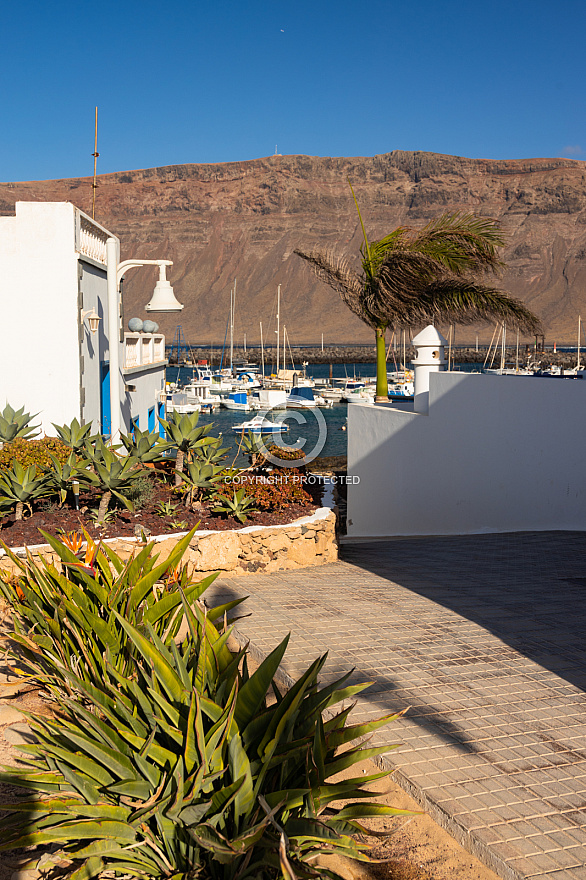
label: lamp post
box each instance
[106,237,183,443]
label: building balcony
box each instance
[124,333,166,370]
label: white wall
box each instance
[0,203,81,434]
[347,372,586,537]
[122,364,166,434]
[79,260,109,433]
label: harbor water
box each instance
[165,362,482,464]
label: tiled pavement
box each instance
[207,532,586,880]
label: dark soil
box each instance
[0,475,321,550]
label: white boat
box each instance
[232,414,289,434]
[181,380,221,412]
[344,387,376,404]
[222,391,252,412]
[388,380,414,399]
[286,386,328,407]
[251,388,288,409]
[165,391,201,414]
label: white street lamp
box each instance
[106,237,183,442]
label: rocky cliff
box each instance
[3,150,586,345]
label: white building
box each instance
[347,334,586,537]
[0,201,167,437]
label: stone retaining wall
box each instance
[0,508,337,576]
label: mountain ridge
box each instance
[2,150,586,345]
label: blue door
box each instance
[101,363,111,438]
[148,406,155,433]
[157,400,165,437]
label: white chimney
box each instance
[412,325,448,414]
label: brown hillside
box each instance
[2,151,586,345]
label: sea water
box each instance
[165,362,480,463]
[165,363,377,462]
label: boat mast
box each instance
[500,323,506,371]
[230,280,236,375]
[578,316,582,370]
[260,321,265,378]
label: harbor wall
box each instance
[347,372,586,537]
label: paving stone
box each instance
[3,722,35,745]
[0,705,26,725]
[209,531,586,879]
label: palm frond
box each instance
[294,248,372,325]
[406,213,506,277]
[386,277,542,335]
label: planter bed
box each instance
[0,507,338,576]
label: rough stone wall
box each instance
[0,508,337,577]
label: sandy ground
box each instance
[0,609,500,880]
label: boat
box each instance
[250,388,288,409]
[286,386,328,408]
[388,380,414,400]
[181,380,221,412]
[232,414,289,434]
[222,391,252,412]
[344,387,376,405]
[165,391,201,415]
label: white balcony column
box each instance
[412,325,448,414]
[106,237,121,442]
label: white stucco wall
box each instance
[0,203,82,434]
[122,364,166,433]
[347,371,586,537]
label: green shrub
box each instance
[0,436,70,470]
[126,472,157,509]
[0,535,410,879]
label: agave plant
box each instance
[238,430,266,467]
[0,403,40,445]
[0,589,409,880]
[0,461,50,520]
[52,417,96,456]
[82,438,144,524]
[43,451,88,507]
[120,426,168,465]
[0,527,242,696]
[180,459,224,507]
[212,487,258,524]
[195,435,230,466]
[159,411,216,486]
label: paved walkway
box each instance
[208,532,586,880]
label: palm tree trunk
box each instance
[375,325,389,401]
[175,449,185,487]
[97,491,112,524]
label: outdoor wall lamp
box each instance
[81,309,101,334]
[106,237,184,443]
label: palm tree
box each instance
[295,190,541,399]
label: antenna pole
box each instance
[91,107,99,219]
[276,283,281,377]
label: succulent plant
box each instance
[212,487,258,524]
[158,411,216,486]
[52,417,97,456]
[0,403,40,445]
[0,460,50,520]
[0,568,409,880]
[120,426,168,465]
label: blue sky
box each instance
[2,0,585,182]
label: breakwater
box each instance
[169,343,582,369]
